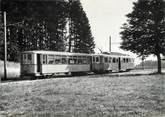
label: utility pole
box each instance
[68,17,72,52]
[4,11,7,80]
[109,36,111,53]
[68,0,72,52]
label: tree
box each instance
[1,0,68,61]
[68,0,95,53]
[0,0,95,62]
[120,0,165,73]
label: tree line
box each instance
[120,0,165,73]
[0,0,95,62]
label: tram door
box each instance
[37,54,41,72]
[118,57,121,71]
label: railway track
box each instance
[2,69,163,83]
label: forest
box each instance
[0,0,95,62]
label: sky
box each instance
[80,0,157,65]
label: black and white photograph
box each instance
[0,0,165,116]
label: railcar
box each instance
[21,50,91,78]
[20,50,134,78]
[91,52,134,73]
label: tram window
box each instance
[126,58,129,63]
[78,56,81,59]
[73,56,77,59]
[74,59,78,64]
[43,55,47,64]
[27,54,32,61]
[113,58,116,63]
[48,55,54,64]
[69,59,74,64]
[23,54,27,60]
[73,56,78,64]
[61,58,66,64]
[116,58,118,62]
[109,57,112,63]
[96,57,99,63]
[78,59,83,64]
[87,56,90,63]
[93,57,96,62]
[55,58,61,64]
[128,58,130,63]
[123,58,125,63]
[54,55,62,64]
[49,60,54,64]
[104,57,108,63]
[22,54,27,64]
[83,59,87,64]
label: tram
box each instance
[20,50,134,78]
[21,50,91,77]
[91,52,134,73]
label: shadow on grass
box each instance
[149,72,165,75]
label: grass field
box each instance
[0,73,165,117]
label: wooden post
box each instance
[109,36,111,53]
[4,11,7,80]
[68,17,71,52]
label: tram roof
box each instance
[22,50,91,56]
[92,52,132,58]
[22,50,133,58]
[103,52,128,56]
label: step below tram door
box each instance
[118,57,121,72]
[37,54,41,73]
